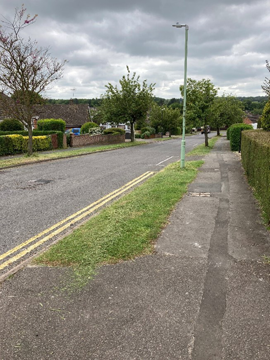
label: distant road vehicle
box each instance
[65,128,81,135]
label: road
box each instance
[0,133,212,275]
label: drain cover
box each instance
[189,192,211,197]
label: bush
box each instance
[80,121,99,134]
[22,136,52,152]
[37,118,66,132]
[141,126,156,136]
[103,128,125,135]
[260,101,270,131]
[228,123,253,151]
[141,131,151,139]
[0,118,24,131]
[89,127,103,136]
[241,130,270,224]
[227,127,231,140]
[135,133,141,139]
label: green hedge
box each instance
[228,123,253,151]
[141,126,156,136]
[241,130,270,224]
[0,134,52,155]
[0,118,24,131]
[37,118,66,132]
[103,128,125,135]
[80,122,99,134]
[0,130,64,148]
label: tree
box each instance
[261,100,270,131]
[0,5,65,155]
[101,67,155,142]
[262,60,270,97]
[180,78,218,146]
[149,104,181,136]
[209,95,245,135]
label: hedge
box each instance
[80,122,99,134]
[0,130,64,148]
[228,123,253,151]
[37,118,66,132]
[0,118,24,131]
[103,128,125,135]
[0,134,52,155]
[241,130,270,224]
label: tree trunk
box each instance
[204,128,209,147]
[28,124,33,156]
[130,121,135,142]
[217,127,220,136]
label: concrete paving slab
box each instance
[0,136,270,360]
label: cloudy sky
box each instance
[1,0,269,99]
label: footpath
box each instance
[1,137,270,359]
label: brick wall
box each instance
[70,133,125,147]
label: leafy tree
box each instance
[262,60,270,97]
[180,78,218,146]
[101,67,155,142]
[0,5,65,155]
[149,104,181,136]
[209,95,244,135]
[260,100,270,131]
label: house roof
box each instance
[243,117,253,125]
[37,103,90,127]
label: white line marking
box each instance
[156,156,173,166]
[192,143,198,148]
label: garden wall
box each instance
[70,133,125,147]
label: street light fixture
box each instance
[172,23,189,168]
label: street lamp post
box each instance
[172,23,189,168]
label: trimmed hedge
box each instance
[228,123,253,151]
[80,122,99,134]
[0,130,64,149]
[37,118,66,132]
[241,130,270,224]
[0,118,24,131]
[103,128,125,135]
[0,134,52,155]
[141,126,156,136]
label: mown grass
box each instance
[186,136,219,156]
[35,160,203,284]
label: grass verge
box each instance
[34,160,203,286]
[186,136,219,156]
[0,141,147,169]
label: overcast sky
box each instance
[1,0,269,99]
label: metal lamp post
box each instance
[172,23,189,168]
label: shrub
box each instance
[103,128,125,135]
[135,133,141,139]
[0,118,24,131]
[141,126,156,135]
[80,122,99,134]
[89,127,103,136]
[141,131,151,139]
[37,118,66,132]
[22,136,52,152]
[0,135,17,155]
[228,123,253,151]
[260,101,270,131]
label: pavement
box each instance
[1,136,270,359]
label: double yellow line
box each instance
[0,171,154,271]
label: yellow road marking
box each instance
[0,171,154,270]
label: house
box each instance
[244,112,260,129]
[37,103,90,129]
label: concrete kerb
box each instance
[1,136,270,359]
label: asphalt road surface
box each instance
[0,133,212,268]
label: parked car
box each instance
[65,128,81,135]
[201,125,210,134]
